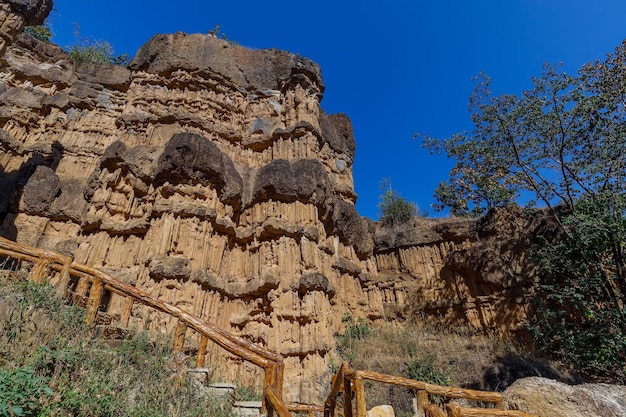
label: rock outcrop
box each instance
[504,377,626,417]
[0,1,553,403]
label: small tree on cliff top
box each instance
[378,178,418,227]
[421,41,626,381]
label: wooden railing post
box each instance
[275,361,284,403]
[119,297,133,328]
[85,277,103,327]
[353,376,366,417]
[75,276,90,297]
[342,373,353,417]
[424,404,447,417]
[495,398,505,410]
[445,403,461,417]
[195,335,208,368]
[56,257,73,298]
[29,255,51,284]
[172,319,187,353]
[416,389,429,413]
[263,363,277,417]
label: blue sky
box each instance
[46,1,626,219]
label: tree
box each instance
[67,23,129,66]
[377,178,418,227]
[422,41,626,381]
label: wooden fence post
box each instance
[75,277,90,297]
[85,277,103,327]
[353,376,366,417]
[424,404,447,417]
[29,255,51,284]
[445,403,461,417]
[495,398,505,410]
[416,389,429,413]
[342,374,353,417]
[263,364,275,417]
[172,319,187,353]
[275,361,284,403]
[56,257,73,298]
[195,335,208,368]
[119,297,133,328]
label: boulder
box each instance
[503,377,626,417]
[367,405,395,417]
[6,0,52,26]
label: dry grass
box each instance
[335,319,575,416]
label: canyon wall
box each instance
[0,0,548,403]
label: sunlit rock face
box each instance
[0,5,547,403]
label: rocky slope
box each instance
[0,0,554,403]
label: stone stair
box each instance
[186,369,264,417]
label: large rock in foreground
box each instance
[504,377,626,417]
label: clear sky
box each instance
[46,1,626,219]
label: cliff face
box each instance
[0,1,548,403]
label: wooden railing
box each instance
[0,236,308,417]
[0,236,536,417]
[323,362,536,417]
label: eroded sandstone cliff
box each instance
[0,1,550,403]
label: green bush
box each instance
[405,354,450,386]
[0,367,53,417]
[67,24,129,66]
[24,25,52,42]
[341,313,372,340]
[378,178,418,227]
[405,353,450,405]
[336,313,372,362]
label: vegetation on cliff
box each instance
[377,178,419,226]
[422,41,626,382]
[0,272,233,417]
[24,22,129,65]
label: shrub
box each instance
[336,313,372,362]
[378,178,418,226]
[24,25,52,42]
[405,353,450,386]
[0,367,53,416]
[67,24,129,66]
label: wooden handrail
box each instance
[446,404,536,417]
[323,363,537,417]
[352,369,504,404]
[286,402,323,417]
[266,386,293,417]
[0,236,290,415]
[0,236,542,417]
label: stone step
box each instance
[207,382,236,399]
[232,400,264,417]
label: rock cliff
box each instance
[0,0,551,403]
